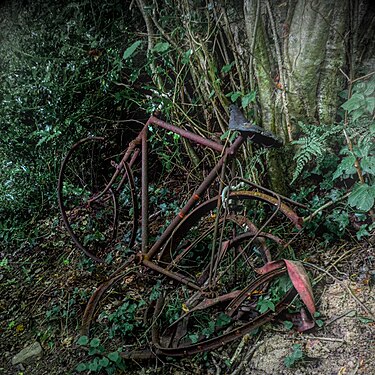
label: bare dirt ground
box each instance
[242,278,375,374]
[0,221,374,375]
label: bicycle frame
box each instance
[85,115,302,289]
[73,115,317,356]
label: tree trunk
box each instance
[198,0,373,192]
[136,0,375,192]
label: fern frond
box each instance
[291,123,342,183]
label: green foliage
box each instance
[0,0,270,249]
[257,298,276,314]
[123,40,142,60]
[0,257,11,271]
[283,320,294,330]
[149,280,162,301]
[0,0,146,246]
[44,287,87,322]
[314,311,324,328]
[98,299,146,339]
[188,312,232,343]
[348,183,375,212]
[256,275,293,313]
[292,75,375,239]
[76,337,125,374]
[284,344,304,368]
[148,127,183,173]
[291,122,342,184]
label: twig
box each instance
[312,246,354,285]
[339,68,350,82]
[229,334,250,366]
[324,309,357,327]
[340,70,375,84]
[351,71,375,83]
[229,338,264,375]
[287,335,346,343]
[303,192,351,222]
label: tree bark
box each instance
[134,0,375,192]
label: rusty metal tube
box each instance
[148,116,224,153]
[145,135,246,260]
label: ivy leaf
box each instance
[123,40,141,60]
[357,316,375,324]
[284,320,294,330]
[356,224,370,240]
[242,91,256,108]
[189,334,199,343]
[348,183,375,212]
[216,312,232,327]
[338,89,348,99]
[332,155,357,179]
[108,351,120,362]
[361,156,375,175]
[90,337,101,348]
[99,357,109,367]
[284,344,303,368]
[220,129,231,140]
[228,91,241,102]
[88,360,99,371]
[257,299,275,314]
[153,42,170,53]
[76,363,87,372]
[341,93,365,112]
[351,109,364,122]
[77,335,89,346]
[181,49,193,64]
[221,62,234,73]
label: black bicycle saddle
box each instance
[228,104,283,148]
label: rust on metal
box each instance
[58,114,314,360]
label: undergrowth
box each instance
[292,75,375,241]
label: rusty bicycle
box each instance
[57,105,315,358]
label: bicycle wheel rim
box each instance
[58,137,138,262]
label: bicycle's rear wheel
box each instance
[57,137,138,262]
[154,192,301,353]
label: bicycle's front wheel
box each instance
[57,137,138,262]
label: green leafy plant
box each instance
[283,320,294,330]
[188,312,232,343]
[0,0,146,249]
[284,343,304,368]
[256,275,293,313]
[76,336,125,374]
[98,299,146,339]
[314,311,324,328]
[0,257,11,271]
[292,75,375,239]
[291,122,342,184]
